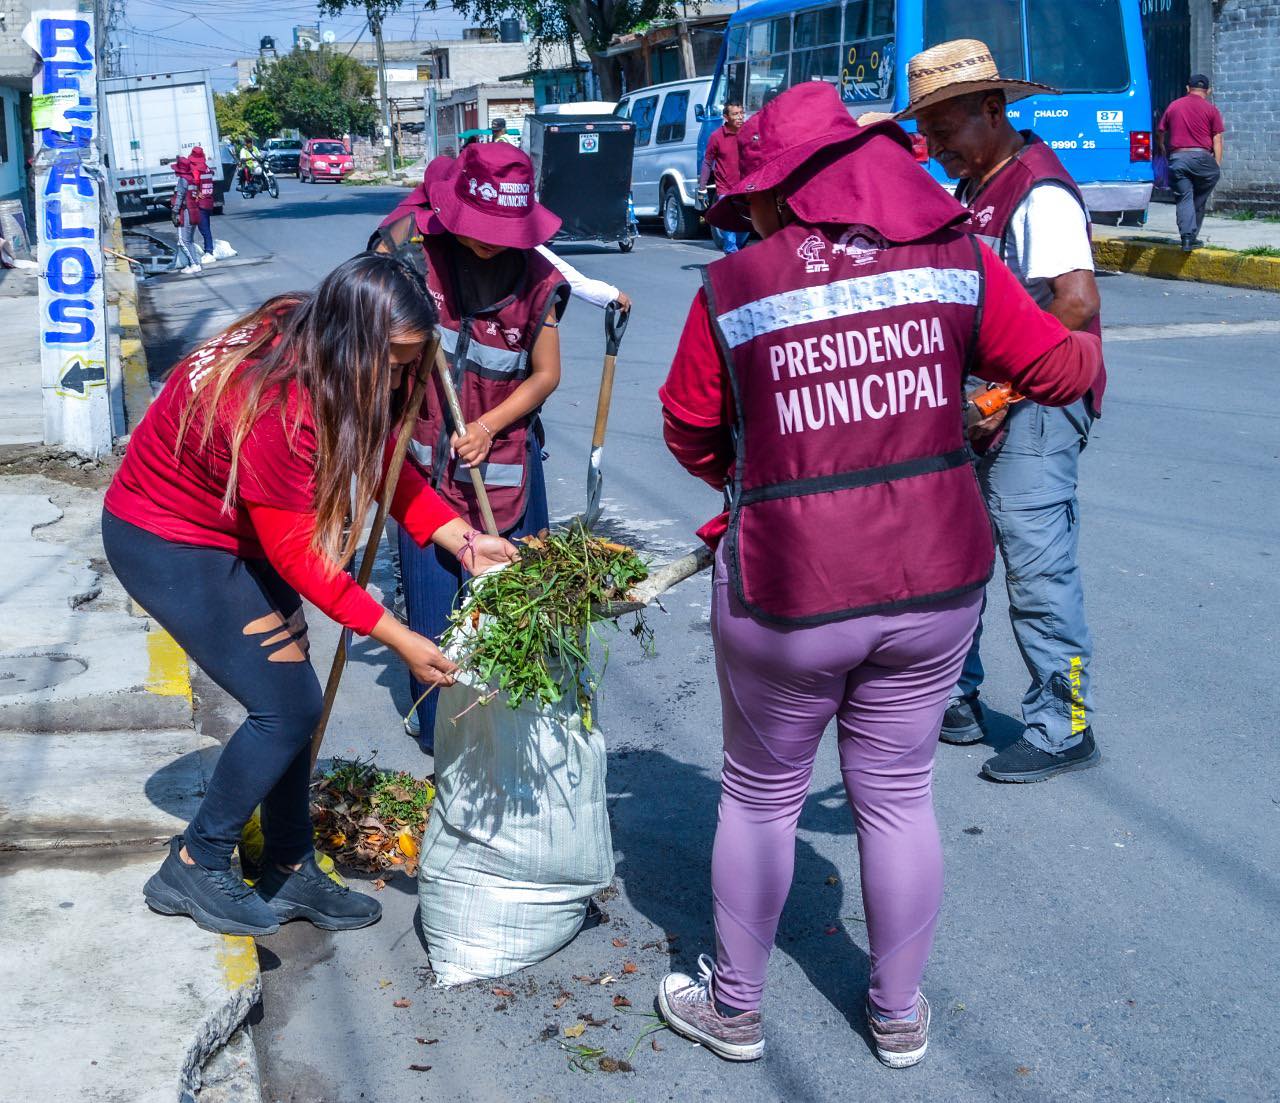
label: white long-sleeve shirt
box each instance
[536,245,621,310]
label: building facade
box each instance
[1142,0,1280,212]
[0,0,34,221]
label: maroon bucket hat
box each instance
[705,82,912,225]
[706,81,965,242]
[427,143,560,249]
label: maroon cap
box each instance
[707,81,965,243]
[427,143,560,249]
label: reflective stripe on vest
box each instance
[409,439,432,467]
[717,267,982,350]
[439,325,526,379]
[457,461,524,488]
[703,224,994,627]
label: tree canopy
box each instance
[255,46,379,139]
[214,89,280,144]
[316,0,679,99]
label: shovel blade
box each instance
[585,446,605,527]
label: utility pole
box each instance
[368,3,396,177]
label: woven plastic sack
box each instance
[417,666,614,986]
[211,238,238,260]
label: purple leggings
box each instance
[709,549,981,1019]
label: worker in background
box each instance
[654,81,1100,1069]
[1156,74,1225,252]
[489,117,519,146]
[697,101,748,254]
[906,39,1105,783]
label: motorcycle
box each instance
[237,162,279,200]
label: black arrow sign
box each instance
[60,360,106,394]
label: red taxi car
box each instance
[299,139,355,183]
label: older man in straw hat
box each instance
[901,39,1105,785]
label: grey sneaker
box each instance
[868,993,930,1068]
[656,954,764,1062]
[940,696,986,745]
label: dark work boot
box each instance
[981,728,1101,783]
[144,836,280,936]
[255,854,382,930]
[939,696,986,746]
[1181,234,1195,253]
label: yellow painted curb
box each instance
[110,215,154,434]
[217,935,260,991]
[1093,235,1280,292]
[145,625,193,705]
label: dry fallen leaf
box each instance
[492,987,515,999]
[552,992,572,1009]
[563,1022,587,1039]
[393,998,412,1008]
[372,878,387,892]
[578,1013,609,1027]
[415,1037,438,1045]
[398,831,419,859]
[1015,1066,1033,1076]
[378,979,392,988]
[408,1064,432,1072]
[612,995,631,1008]
[611,938,628,948]
[621,961,638,975]
[651,1037,663,1052]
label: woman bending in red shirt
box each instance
[103,253,517,938]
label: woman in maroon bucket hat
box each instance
[371,141,572,750]
[655,81,1102,1068]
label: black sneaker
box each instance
[981,728,1101,783]
[144,836,280,936]
[1181,234,1195,253]
[939,696,986,745]
[255,855,382,931]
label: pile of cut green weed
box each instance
[442,525,649,718]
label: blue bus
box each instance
[701,0,1153,224]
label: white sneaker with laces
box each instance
[656,954,764,1061]
[403,710,420,737]
[200,253,218,265]
[181,264,202,275]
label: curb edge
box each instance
[1093,234,1280,292]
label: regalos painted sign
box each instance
[25,8,112,456]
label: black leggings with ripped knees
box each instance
[102,509,322,871]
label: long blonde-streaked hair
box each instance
[173,252,438,569]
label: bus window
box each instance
[656,91,690,143]
[792,5,842,89]
[794,5,840,49]
[841,0,895,102]
[748,55,791,111]
[711,24,748,113]
[923,0,1026,80]
[1026,0,1130,92]
[632,94,658,145]
[750,16,792,57]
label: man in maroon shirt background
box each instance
[1156,74,1226,252]
[698,102,748,253]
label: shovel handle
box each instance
[310,336,439,769]
[605,300,629,356]
[591,354,618,452]
[434,346,500,537]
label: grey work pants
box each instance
[953,399,1095,753]
[1168,150,1220,239]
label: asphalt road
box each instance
[139,178,1280,1103]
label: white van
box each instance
[615,77,712,239]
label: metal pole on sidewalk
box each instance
[369,4,396,178]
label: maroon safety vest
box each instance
[703,222,994,626]
[958,133,1106,414]
[411,234,568,532]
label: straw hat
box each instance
[895,39,1057,120]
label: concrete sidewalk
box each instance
[0,231,263,1100]
[1094,202,1280,291]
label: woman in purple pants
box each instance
[654,82,1102,1068]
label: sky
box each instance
[117,0,475,91]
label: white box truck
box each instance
[101,70,232,217]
